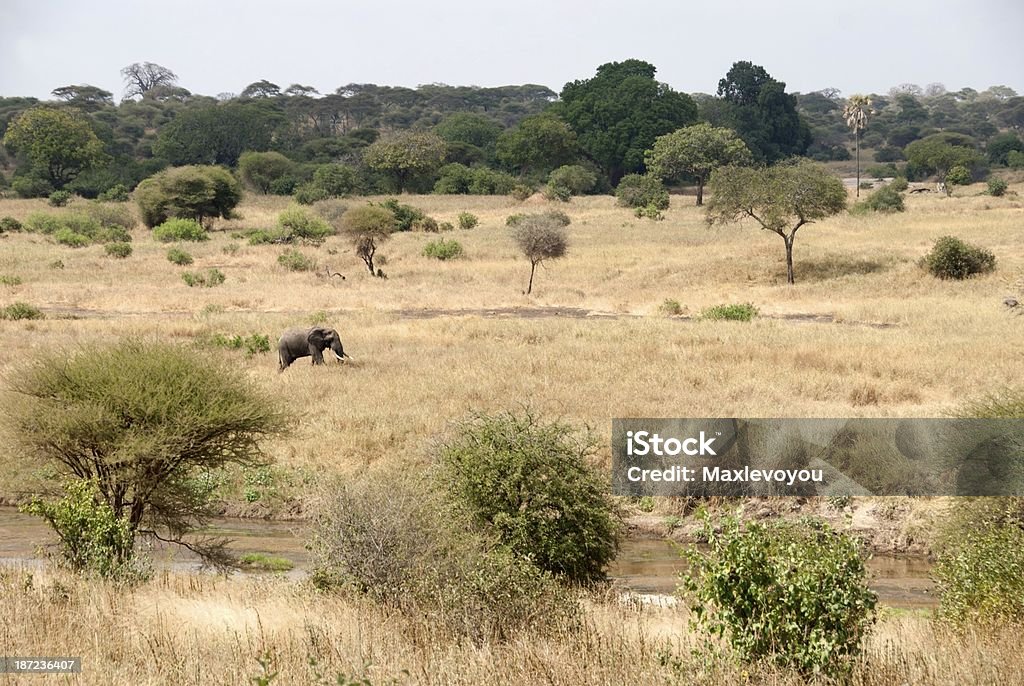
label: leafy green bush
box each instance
[135,165,241,228]
[933,499,1024,628]
[945,165,972,190]
[889,176,909,192]
[701,303,758,321]
[511,184,533,201]
[544,164,598,201]
[506,209,571,228]
[83,202,137,231]
[423,239,464,260]
[166,247,193,265]
[104,242,132,258]
[659,299,683,316]
[181,268,225,287]
[48,190,73,207]
[457,212,478,230]
[24,213,63,234]
[615,173,670,210]
[634,203,664,220]
[97,184,130,202]
[1,302,44,320]
[859,184,905,213]
[865,163,898,179]
[153,218,208,243]
[378,198,425,231]
[277,206,334,244]
[238,151,296,194]
[433,164,517,195]
[681,516,876,678]
[921,236,996,279]
[294,164,360,205]
[0,216,22,233]
[12,175,53,198]
[277,249,316,272]
[1008,150,1024,169]
[207,333,272,357]
[55,227,89,248]
[437,410,621,585]
[987,178,1009,197]
[0,274,23,286]
[21,479,141,580]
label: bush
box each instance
[457,212,478,230]
[865,163,898,179]
[634,204,664,220]
[153,218,208,243]
[308,473,578,643]
[921,236,996,280]
[437,410,621,585]
[889,176,909,192]
[166,247,193,265]
[1008,150,1024,169]
[55,228,89,248]
[507,209,571,228]
[439,221,454,232]
[511,184,533,201]
[859,184,905,213]
[945,164,973,190]
[987,178,1009,197]
[135,165,241,228]
[933,499,1024,627]
[182,269,225,287]
[615,173,669,210]
[84,202,137,232]
[659,299,683,316]
[1,302,44,320]
[293,164,360,204]
[0,216,22,233]
[238,151,295,194]
[97,184,130,202]
[423,239,464,260]
[418,216,440,232]
[433,164,517,195]
[545,164,598,201]
[277,248,316,272]
[206,333,272,357]
[277,206,334,245]
[681,516,877,678]
[11,175,53,198]
[48,190,73,207]
[21,479,140,580]
[104,242,132,258]
[378,198,425,231]
[700,302,759,321]
[0,275,23,286]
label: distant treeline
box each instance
[1,59,1021,200]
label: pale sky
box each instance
[2,0,1022,101]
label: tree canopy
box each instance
[556,60,697,183]
[2,106,106,188]
[363,131,447,192]
[645,123,752,205]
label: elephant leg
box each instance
[309,345,325,365]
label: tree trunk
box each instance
[855,130,861,198]
[784,235,795,285]
[696,181,704,206]
[526,261,537,295]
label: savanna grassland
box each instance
[1,184,1023,684]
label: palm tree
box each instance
[843,95,872,197]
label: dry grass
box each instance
[1,567,1022,685]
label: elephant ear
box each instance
[307,327,328,348]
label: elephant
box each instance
[278,327,350,371]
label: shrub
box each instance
[865,163,898,179]
[659,299,683,316]
[681,516,877,678]
[437,410,621,584]
[238,151,295,194]
[0,275,23,286]
[206,333,272,357]
[858,181,874,190]
[507,210,570,228]
[634,204,664,220]
[945,164,972,190]
[378,198,425,231]
[0,216,22,233]
[889,176,909,192]
[423,239,464,260]
[292,183,328,205]
[24,213,64,234]
[153,218,208,243]
[921,236,996,279]
[987,178,1009,197]
[181,268,225,287]
[308,473,578,643]
[54,228,89,248]
[418,216,440,232]
[48,190,73,207]
[97,184,130,202]
[545,164,597,201]
[433,164,517,195]
[1,302,44,320]
[933,499,1024,628]
[615,174,669,210]
[1008,150,1024,169]
[700,302,759,321]
[12,175,53,198]
[104,242,132,258]
[439,221,454,232]
[277,206,333,245]
[83,202,137,231]
[511,184,533,201]
[166,247,193,265]
[21,479,140,580]
[135,165,242,228]
[858,184,905,213]
[457,212,478,230]
[277,248,316,272]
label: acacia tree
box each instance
[843,95,873,197]
[363,131,447,192]
[339,204,398,276]
[645,123,752,205]
[511,214,569,294]
[120,62,178,100]
[705,159,847,284]
[2,107,106,189]
[7,340,289,570]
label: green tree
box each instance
[843,94,873,197]
[706,159,847,284]
[239,80,281,99]
[904,132,983,179]
[2,107,106,189]
[339,204,399,275]
[645,123,752,205]
[50,84,114,111]
[237,151,295,193]
[987,132,1023,165]
[715,61,812,163]
[944,164,973,195]
[135,165,242,228]
[363,131,447,193]
[556,60,697,183]
[153,103,280,166]
[433,113,503,155]
[7,339,289,568]
[495,113,580,177]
